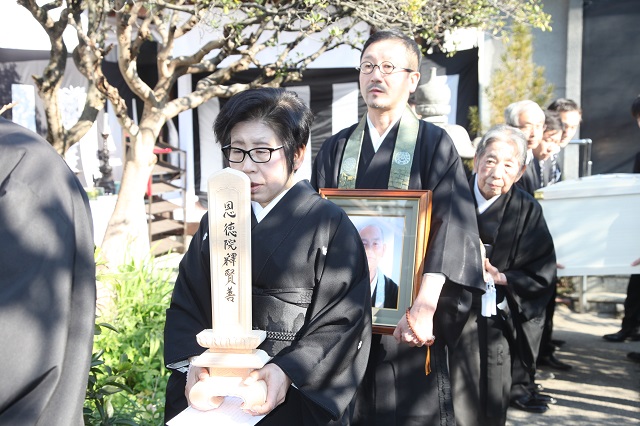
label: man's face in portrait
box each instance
[359,224,387,281]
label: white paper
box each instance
[167,397,265,426]
[481,276,496,317]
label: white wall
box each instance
[1,2,82,50]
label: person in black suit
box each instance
[547,98,582,149]
[532,110,563,188]
[0,117,96,425]
[504,100,546,196]
[505,106,573,371]
[359,223,399,309]
[546,98,582,188]
[503,102,570,405]
[534,110,573,371]
[604,94,640,345]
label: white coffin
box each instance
[535,174,640,277]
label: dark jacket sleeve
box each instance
[310,125,355,191]
[417,123,483,292]
[501,192,556,321]
[0,118,96,426]
[516,165,538,196]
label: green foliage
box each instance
[84,324,139,425]
[484,23,554,129]
[84,260,175,426]
[467,105,481,139]
[413,0,551,50]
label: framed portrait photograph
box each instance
[319,189,432,334]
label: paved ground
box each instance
[156,254,639,424]
[506,304,640,425]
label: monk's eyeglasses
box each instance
[356,61,413,75]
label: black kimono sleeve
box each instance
[486,188,556,322]
[164,183,372,424]
[266,201,372,423]
[414,123,483,291]
[164,214,213,368]
[164,215,216,421]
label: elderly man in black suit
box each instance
[504,100,545,196]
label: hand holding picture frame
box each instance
[319,189,432,334]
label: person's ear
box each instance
[473,155,479,173]
[293,146,306,172]
[408,71,421,92]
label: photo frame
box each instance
[319,189,432,334]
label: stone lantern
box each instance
[95,111,116,194]
[414,67,476,160]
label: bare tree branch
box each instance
[17,0,551,268]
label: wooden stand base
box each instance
[192,348,271,369]
[189,330,271,411]
[189,369,268,410]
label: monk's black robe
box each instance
[312,119,484,425]
[164,180,371,425]
[450,179,556,426]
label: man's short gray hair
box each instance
[358,222,385,239]
[504,100,543,127]
[475,124,528,168]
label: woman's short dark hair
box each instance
[214,88,313,174]
[361,29,422,71]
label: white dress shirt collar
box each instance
[474,174,501,214]
[367,114,402,153]
[251,186,292,223]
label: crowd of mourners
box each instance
[2,28,638,426]
[163,29,604,426]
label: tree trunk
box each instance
[99,113,164,268]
